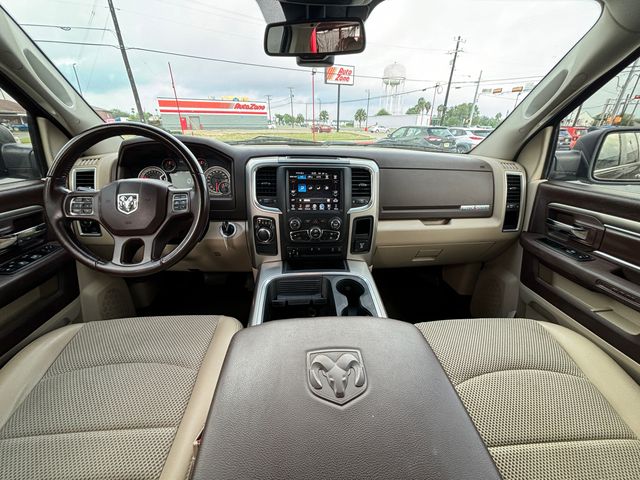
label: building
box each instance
[158,97,268,131]
[367,113,419,129]
[0,99,27,127]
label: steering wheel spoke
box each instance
[63,190,100,221]
[111,234,160,266]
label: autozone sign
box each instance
[325,65,355,85]
[157,98,267,115]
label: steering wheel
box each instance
[44,122,210,277]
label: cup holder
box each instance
[336,279,372,316]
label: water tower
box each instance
[382,63,407,115]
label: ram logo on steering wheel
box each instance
[117,193,139,215]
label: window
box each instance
[0,90,42,185]
[551,56,640,184]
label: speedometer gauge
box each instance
[204,166,231,197]
[138,166,167,182]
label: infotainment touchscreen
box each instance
[288,169,341,212]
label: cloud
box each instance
[1,0,601,120]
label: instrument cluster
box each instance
[135,153,232,199]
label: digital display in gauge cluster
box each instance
[288,169,341,212]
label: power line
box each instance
[31,38,544,86]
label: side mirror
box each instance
[592,129,640,181]
[264,19,365,58]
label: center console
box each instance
[246,158,383,325]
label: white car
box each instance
[369,125,388,133]
[448,127,493,153]
[267,122,276,129]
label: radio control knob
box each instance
[309,226,322,240]
[256,227,273,244]
[289,217,302,231]
[329,217,342,230]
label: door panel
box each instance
[0,181,78,362]
[522,181,640,362]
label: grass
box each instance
[182,129,379,143]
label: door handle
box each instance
[546,218,588,241]
[0,223,46,251]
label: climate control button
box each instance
[329,217,342,230]
[309,226,322,240]
[289,217,302,231]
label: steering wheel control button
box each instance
[172,193,189,213]
[69,197,93,216]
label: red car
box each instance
[311,124,332,133]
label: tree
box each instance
[275,113,284,125]
[319,110,329,123]
[296,114,305,126]
[416,97,429,125]
[441,103,479,126]
[354,108,367,127]
[406,106,419,114]
[109,108,130,119]
[282,113,293,126]
[375,108,390,116]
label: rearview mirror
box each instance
[593,129,640,181]
[264,19,365,57]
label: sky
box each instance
[0,0,602,122]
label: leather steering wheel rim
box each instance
[44,122,210,277]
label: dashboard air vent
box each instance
[256,166,278,207]
[502,173,522,231]
[351,168,371,207]
[74,169,95,190]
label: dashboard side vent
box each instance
[502,173,522,231]
[74,169,96,190]
[256,166,278,207]
[351,168,371,207]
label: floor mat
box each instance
[373,267,471,323]
[136,272,254,326]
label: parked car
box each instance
[557,128,572,150]
[375,126,456,152]
[369,124,388,133]
[448,127,492,153]
[10,123,28,132]
[311,124,332,133]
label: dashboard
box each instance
[76,135,526,271]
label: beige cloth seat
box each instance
[418,318,640,480]
[0,315,241,480]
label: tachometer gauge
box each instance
[161,158,177,173]
[138,166,167,182]
[204,166,231,197]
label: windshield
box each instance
[1,0,600,152]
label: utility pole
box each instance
[72,63,83,96]
[619,73,640,121]
[168,62,184,134]
[599,98,612,126]
[610,58,639,125]
[430,83,440,126]
[288,87,295,128]
[265,95,272,123]
[572,103,583,127]
[312,69,316,141]
[365,89,370,130]
[107,0,145,123]
[442,36,464,125]
[468,70,482,126]
[336,85,341,132]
